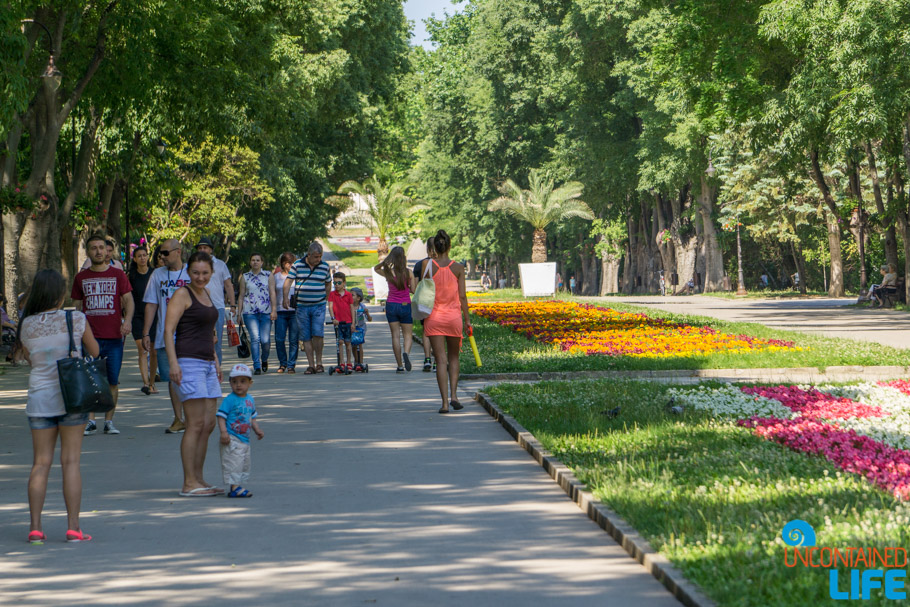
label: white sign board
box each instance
[519,262,557,297]
[371,269,389,302]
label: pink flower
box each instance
[739,417,910,500]
[741,385,887,420]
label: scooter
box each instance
[328,324,352,375]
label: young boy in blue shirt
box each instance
[349,287,372,371]
[217,363,265,498]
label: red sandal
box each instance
[28,530,46,544]
[65,529,92,542]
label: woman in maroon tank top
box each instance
[164,251,223,497]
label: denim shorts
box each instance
[385,301,413,325]
[175,357,222,402]
[28,411,88,430]
[336,322,352,343]
[97,338,125,386]
[156,347,171,382]
[296,303,326,342]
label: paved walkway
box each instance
[596,295,910,350]
[0,308,680,606]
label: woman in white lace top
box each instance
[17,269,99,544]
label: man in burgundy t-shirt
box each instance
[71,234,134,436]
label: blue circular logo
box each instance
[782,519,816,547]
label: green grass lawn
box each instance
[327,242,379,270]
[452,297,910,373]
[485,379,910,607]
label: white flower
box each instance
[668,385,793,419]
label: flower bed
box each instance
[669,381,910,498]
[469,300,798,358]
[486,378,910,607]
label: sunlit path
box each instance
[0,305,680,606]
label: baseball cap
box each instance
[229,363,253,378]
[350,287,364,299]
[196,236,215,249]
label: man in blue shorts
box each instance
[72,234,134,435]
[283,242,331,374]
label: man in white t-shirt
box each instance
[142,238,189,434]
[195,237,236,364]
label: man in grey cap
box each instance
[195,237,236,364]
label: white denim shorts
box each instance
[176,358,222,402]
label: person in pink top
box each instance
[374,246,415,373]
[422,230,472,413]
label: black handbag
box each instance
[56,311,115,415]
[237,323,251,358]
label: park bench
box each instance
[881,277,906,308]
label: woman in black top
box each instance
[164,251,222,497]
[128,246,158,394]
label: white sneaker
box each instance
[83,420,97,436]
[103,420,120,435]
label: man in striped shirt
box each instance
[283,242,332,373]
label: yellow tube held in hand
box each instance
[468,327,482,367]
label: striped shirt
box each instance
[287,258,331,305]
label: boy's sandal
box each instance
[315,364,325,373]
[65,529,92,542]
[228,486,253,498]
[28,530,46,544]
[304,366,316,375]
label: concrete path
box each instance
[595,295,910,350]
[0,308,680,606]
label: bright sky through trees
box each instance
[403,0,465,48]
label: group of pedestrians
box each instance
[12,228,473,543]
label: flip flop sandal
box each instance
[304,366,316,375]
[450,400,464,410]
[178,487,218,497]
[28,530,46,545]
[315,365,325,373]
[228,486,253,498]
[438,407,450,414]
[149,386,159,394]
[206,486,226,495]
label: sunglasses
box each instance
[333,281,344,285]
[161,248,179,255]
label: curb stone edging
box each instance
[474,391,717,607]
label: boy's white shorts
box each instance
[220,435,251,486]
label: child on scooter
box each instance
[328,272,354,374]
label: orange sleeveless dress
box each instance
[423,260,463,342]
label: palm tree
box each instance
[487,169,594,263]
[327,176,424,259]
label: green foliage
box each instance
[487,168,593,231]
[329,176,425,255]
[145,139,272,247]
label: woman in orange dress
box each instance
[422,230,472,413]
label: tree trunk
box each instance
[697,175,724,291]
[531,228,547,263]
[826,211,845,297]
[809,149,846,296]
[866,141,899,270]
[790,240,808,295]
[600,249,620,295]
